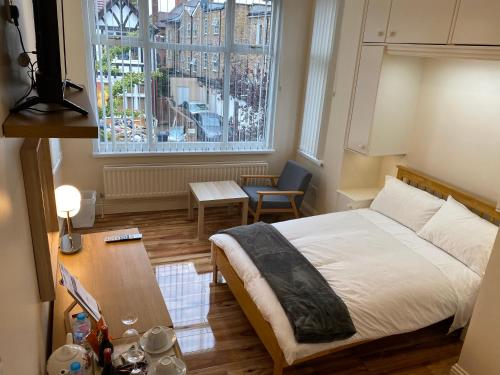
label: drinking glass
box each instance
[122,346,145,375]
[121,312,139,338]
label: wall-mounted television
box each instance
[11,0,88,115]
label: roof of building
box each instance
[97,0,139,20]
[157,1,226,27]
[248,4,271,16]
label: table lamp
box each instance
[55,185,82,254]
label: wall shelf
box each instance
[2,87,98,139]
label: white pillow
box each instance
[418,196,498,276]
[370,176,444,232]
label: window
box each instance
[193,23,198,38]
[212,18,220,35]
[203,16,208,35]
[203,52,208,70]
[255,20,262,45]
[87,0,279,154]
[298,0,339,162]
[212,54,219,72]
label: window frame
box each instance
[85,0,283,155]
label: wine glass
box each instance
[121,312,139,338]
[122,346,145,375]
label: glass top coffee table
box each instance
[188,180,249,239]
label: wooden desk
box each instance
[52,228,173,351]
[188,180,249,239]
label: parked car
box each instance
[157,126,186,142]
[181,101,209,118]
[194,112,222,142]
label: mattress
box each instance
[210,209,481,365]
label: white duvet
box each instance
[210,209,481,365]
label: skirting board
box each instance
[450,364,470,375]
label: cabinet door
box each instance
[453,0,500,45]
[347,46,384,155]
[363,0,392,42]
[386,0,456,44]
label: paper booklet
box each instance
[59,262,102,321]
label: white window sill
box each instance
[297,150,324,167]
[92,149,276,158]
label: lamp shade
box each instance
[55,185,81,218]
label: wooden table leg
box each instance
[187,190,193,220]
[197,203,205,239]
[241,199,248,225]
[211,245,218,284]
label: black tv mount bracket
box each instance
[11,80,89,116]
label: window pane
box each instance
[94,44,148,149]
[88,0,279,154]
[229,53,271,143]
[150,0,226,46]
[94,0,140,39]
[152,49,225,146]
[234,1,272,46]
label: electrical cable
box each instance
[11,3,38,106]
[60,0,68,93]
[14,24,36,105]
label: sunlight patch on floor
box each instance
[155,262,215,354]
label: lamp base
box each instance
[60,233,82,254]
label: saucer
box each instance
[148,356,186,375]
[139,327,177,354]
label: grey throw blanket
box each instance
[220,222,356,343]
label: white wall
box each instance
[454,232,500,375]
[0,0,50,373]
[405,58,500,201]
[60,0,313,213]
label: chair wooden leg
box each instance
[254,199,263,223]
[254,209,261,223]
[290,199,300,219]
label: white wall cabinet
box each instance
[363,0,392,43]
[452,0,500,45]
[363,0,457,45]
[386,0,456,44]
[347,45,423,156]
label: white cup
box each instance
[147,326,169,351]
[155,356,177,375]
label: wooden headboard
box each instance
[396,165,499,223]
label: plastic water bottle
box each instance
[72,313,91,345]
[69,361,83,375]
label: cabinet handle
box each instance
[358,144,366,150]
[389,30,396,37]
[377,30,385,37]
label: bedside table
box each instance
[336,187,381,211]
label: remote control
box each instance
[105,233,143,243]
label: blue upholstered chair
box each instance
[240,160,313,223]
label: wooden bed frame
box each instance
[211,165,499,374]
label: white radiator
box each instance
[103,162,268,199]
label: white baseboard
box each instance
[450,364,469,375]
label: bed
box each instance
[209,166,499,374]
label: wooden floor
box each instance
[77,208,463,374]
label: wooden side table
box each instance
[188,180,249,239]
